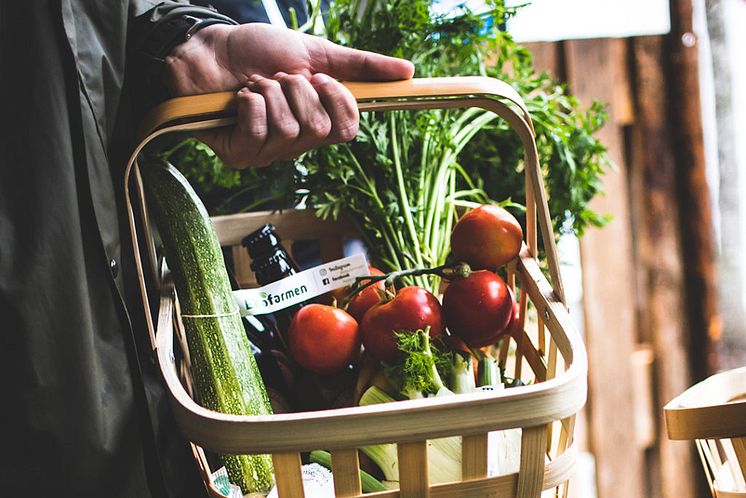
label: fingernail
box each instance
[237,87,250,96]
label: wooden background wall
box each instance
[523,1,718,496]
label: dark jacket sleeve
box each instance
[128,1,238,108]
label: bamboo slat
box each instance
[272,453,304,497]
[462,433,489,480]
[398,441,430,497]
[331,448,362,497]
[516,426,547,498]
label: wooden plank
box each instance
[213,209,355,246]
[319,235,345,262]
[272,452,304,497]
[398,441,430,497]
[667,0,719,378]
[629,34,697,498]
[523,42,563,79]
[331,448,362,497]
[564,37,647,498]
[631,346,655,449]
[231,245,255,288]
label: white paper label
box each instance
[233,253,370,316]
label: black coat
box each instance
[0,2,253,496]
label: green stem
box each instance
[441,169,456,265]
[417,124,433,231]
[343,144,404,271]
[422,150,450,258]
[159,138,194,160]
[346,262,472,302]
[390,113,425,273]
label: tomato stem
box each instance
[344,262,473,304]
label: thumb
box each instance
[307,38,415,82]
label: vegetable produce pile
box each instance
[266,200,528,489]
[247,199,528,489]
[145,158,530,493]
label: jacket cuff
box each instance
[130,3,238,106]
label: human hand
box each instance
[163,23,414,168]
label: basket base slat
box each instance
[198,442,578,498]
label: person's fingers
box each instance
[197,87,270,169]
[247,76,301,160]
[274,72,333,154]
[309,73,359,143]
[305,36,415,82]
[199,72,362,168]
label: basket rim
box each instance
[665,367,746,441]
[157,246,587,454]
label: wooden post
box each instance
[629,35,697,498]
[522,42,564,80]
[706,0,746,371]
[666,0,720,379]
[564,37,647,498]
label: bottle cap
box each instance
[242,224,282,259]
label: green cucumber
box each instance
[142,160,274,494]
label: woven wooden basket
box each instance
[665,367,746,497]
[124,77,588,497]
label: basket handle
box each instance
[125,76,566,350]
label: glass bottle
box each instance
[242,224,355,411]
[242,225,306,343]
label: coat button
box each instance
[109,258,119,278]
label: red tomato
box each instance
[346,267,386,322]
[360,286,444,362]
[451,204,523,270]
[505,300,521,337]
[442,270,514,348]
[288,304,360,376]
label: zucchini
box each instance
[141,160,274,494]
